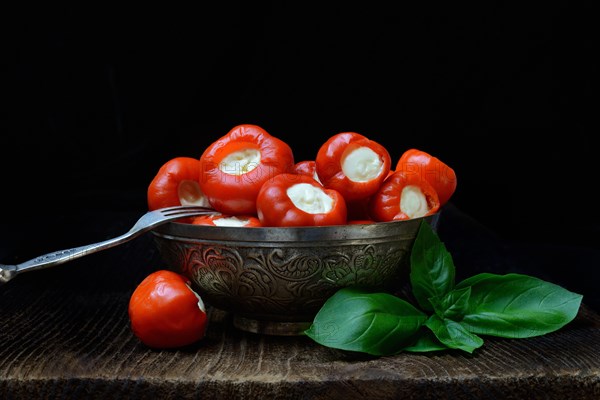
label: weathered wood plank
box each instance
[1,230,599,399]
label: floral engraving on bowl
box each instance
[320,244,408,287]
[254,249,323,281]
[155,237,411,319]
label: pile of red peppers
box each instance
[147,123,457,227]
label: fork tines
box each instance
[159,205,216,216]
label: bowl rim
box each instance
[152,213,439,242]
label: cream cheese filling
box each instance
[400,185,429,219]
[287,183,333,214]
[178,180,210,207]
[342,147,383,182]
[219,148,261,175]
[213,216,252,227]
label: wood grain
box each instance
[1,235,599,399]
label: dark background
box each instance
[1,4,597,306]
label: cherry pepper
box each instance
[147,157,210,211]
[199,124,295,215]
[128,270,208,349]
[256,173,347,227]
[395,148,457,206]
[368,170,440,222]
[315,132,391,202]
[292,160,322,184]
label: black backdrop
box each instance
[1,4,596,249]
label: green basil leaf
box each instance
[410,220,456,312]
[425,314,484,353]
[454,272,497,288]
[430,286,472,320]
[402,328,449,352]
[455,273,583,338]
[305,287,428,356]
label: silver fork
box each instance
[0,205,216,285]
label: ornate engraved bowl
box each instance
[151,214,438,336]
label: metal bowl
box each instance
[152,214,439,335]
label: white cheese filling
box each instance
[213,216,251,227]
[186,283,206,313]
[400,185,429,219]
[342,146,383,182]
[178,180,210,207]
[287,183,333,214]
[219,148,261,175]
[313,171,322,184]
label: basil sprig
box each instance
[305,221,583,355]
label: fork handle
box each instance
[13,230,137,277]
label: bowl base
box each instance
[233,315,312,336]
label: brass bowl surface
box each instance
[152,214,438,335]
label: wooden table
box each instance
[1,210,599,399]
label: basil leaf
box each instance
[410,220,456,312]
[430,286,471,320]
[425,314,484,353]
[455,273,583,338]
[402,328,449,352]
[305,287,428,356]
